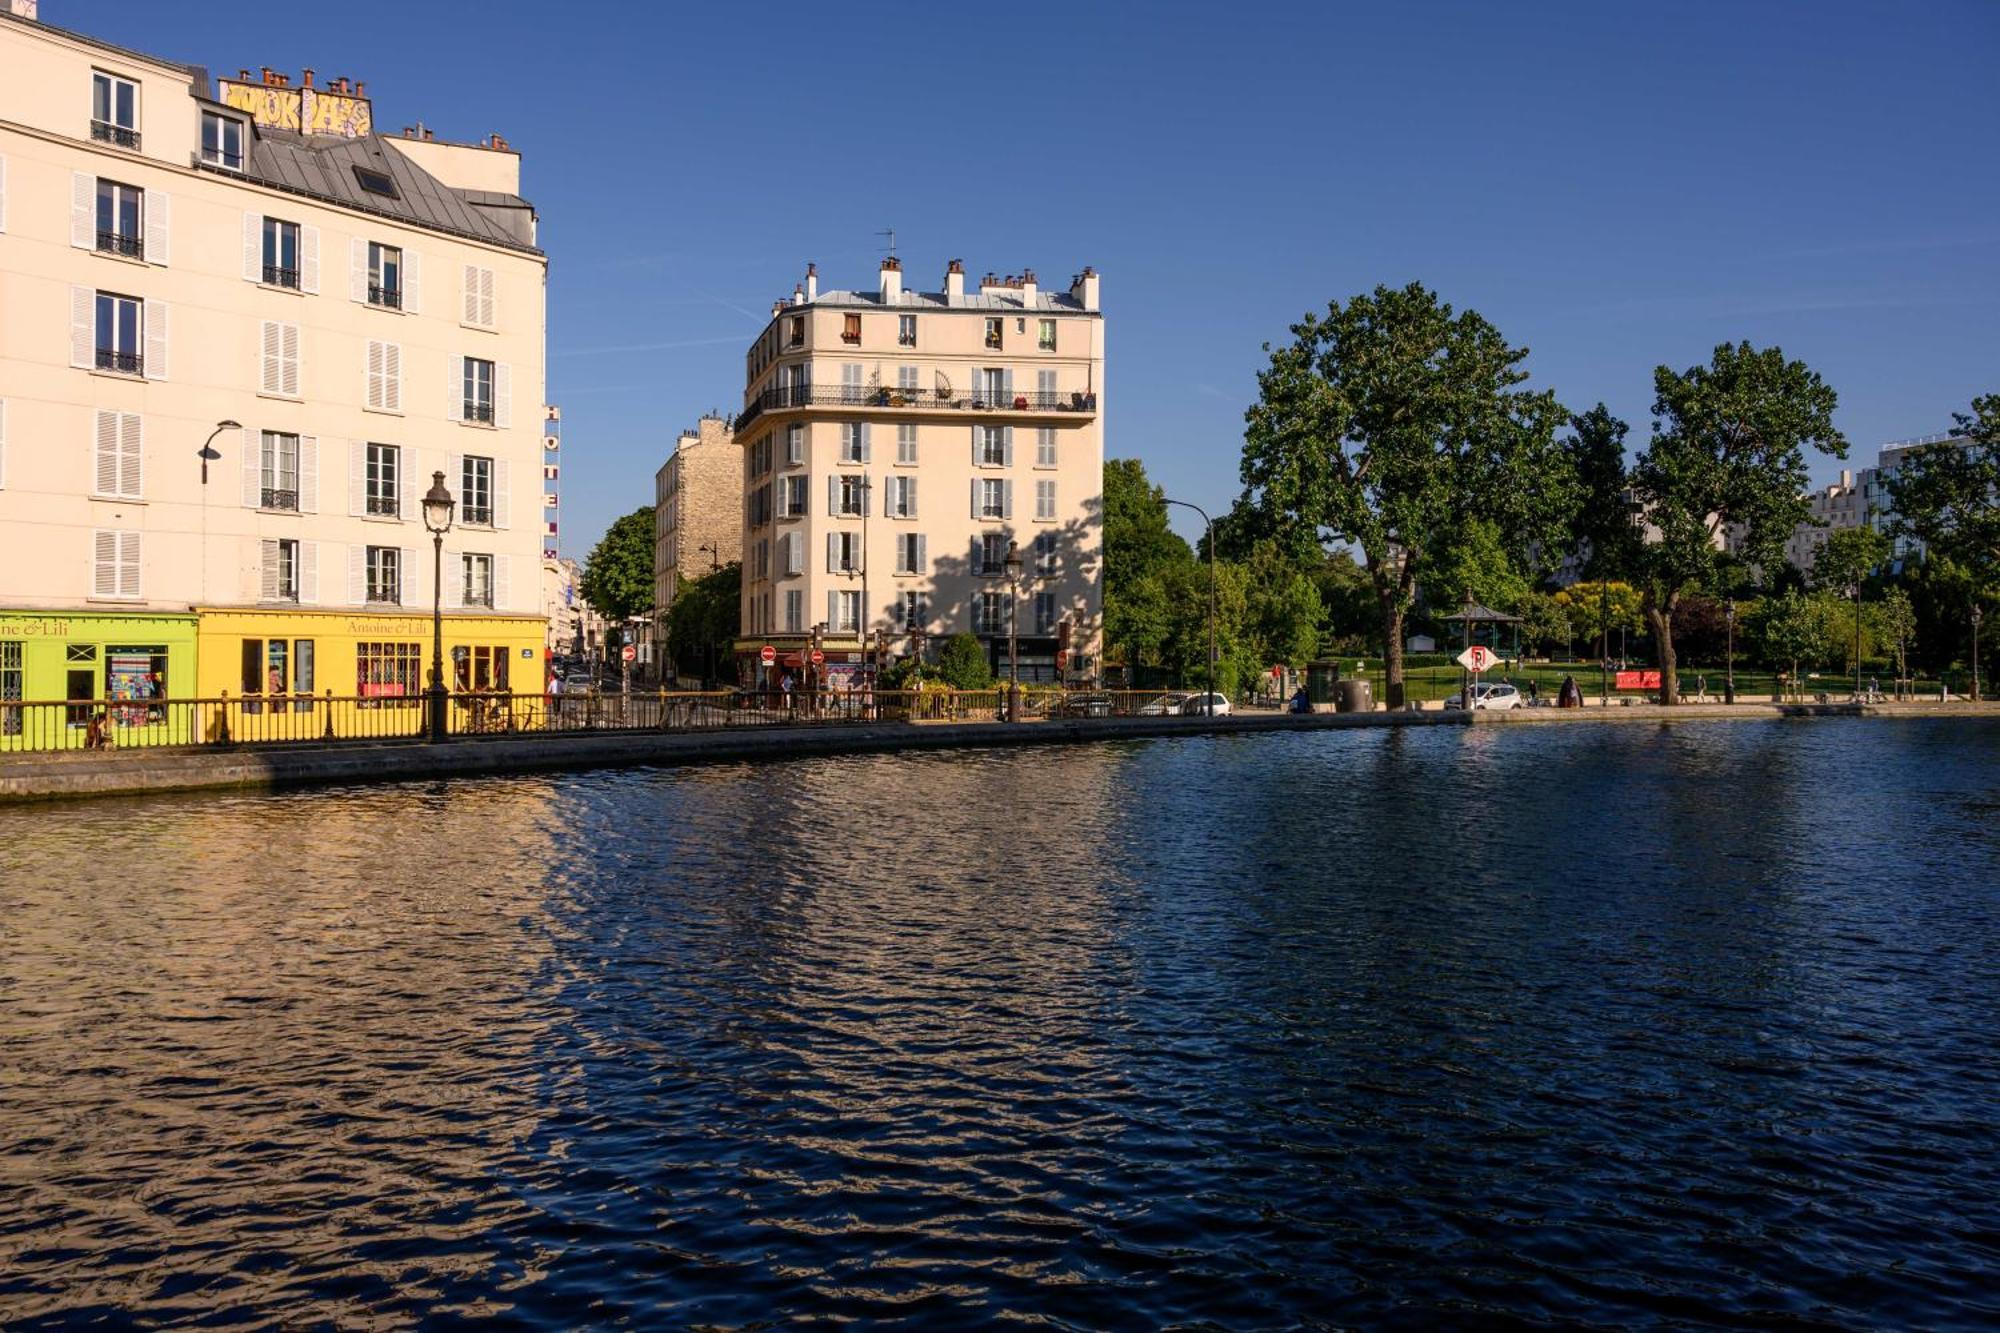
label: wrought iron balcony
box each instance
[464,401,495,425]
[366,495,398,518]
[461,505,492,527]
[263,264,300,289]
[95,348,142,375]
[96,230,142,259]
[261,488,298,512]
[735,384,1097,433]
[91,120,140,149]
[369,284,402,309]
[365,587,400,605]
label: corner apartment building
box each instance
[652,414,741,651]
[1737,433,1957,578]
[0,2,547,727]
[730,258,1103,687]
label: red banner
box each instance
[1615,670,1662,690]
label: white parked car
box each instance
[1444,682,1522,711]
[1136,693,1189,716]
[1179,693,1233,716]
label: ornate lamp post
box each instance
[420,470,455,742]
[1003,539,1024,722]
[1974,604,1984,703]
[1724,600,1737,704]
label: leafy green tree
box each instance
[1158,560,1257,696]
[1886,394,2000,600]
[1629,342,1846,703]
[934,632,993,689]
[1103,459,1193,673]
[1759,589,1833,698]
[1423,518,1533,620]
[664,563,741,683]
[1554,581,1643,658]
[1313,550,1379,654]
[1518,591,1572,659]
[1240,283,1573,707]
[1870,585,1917,685]
[1564,403,1637,579]
[1241,541,1323,668]
[579,507,657,624]
[1811,524,1891,593]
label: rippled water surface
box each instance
[3,719,1999,1327]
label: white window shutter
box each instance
[300,225,321,293]
[299,435,319,513]
[384,343,401,412]
[403,249,422,314]
[481,266,497,328]
[401,448,420,522]
[440,549,460,609]
[493,459,510,528]
[242,213,261,281]
[916,534,927,574]
[145,191,170,265]
[970,479,980,519]
[366,340,385,409]
[0,154,8,232]
[495,363,512,429]
[94,411,118,496]
[143,300,168,380]
[1003,426,1014,468]
[1003,480,1014,520]
[826,532,839,573]
[280,322,300,397]
[119,412,142,499]
[70,172,93,248]
[299,541,319,604]
[448,355,463,421]
[350,237,368,303]
[348,440,365,516]
[70,287,93,368]
[827,590,838,632]
[348,544,365,604]
[908,477,919,517]
[970,424,979,467]
[462,264,479,324]
[118,532,141,599]
[1004,369,1015,402]
[860,421,872,464]
[0,399,7,489]
[260,321,280,394]
[94,530,118,597]
[827,474,838,515]
[400,546,420,606]
[261,539,280,601]
[494,555,511,612]
[862,476,872,518]
[242,427,262,507]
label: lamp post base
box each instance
[426,683,449,743]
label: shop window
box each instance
[451,645,512,692]
[104,645,166,728]
[357,640,421,706]
[0,641,20,736]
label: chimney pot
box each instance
[238,69,251,81]
[355,82,365,98]
[302,68,314,87]
[945,260,965,304]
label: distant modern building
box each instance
[0,1,549,728]
[1761,433,1958,577]
[652,415,741,658]
[728,257,1104,689]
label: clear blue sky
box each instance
[92,0,2000,551]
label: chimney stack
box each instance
[1020,268,1037,306]
[6,0,38,20]
[804,262,818,302]
[791,283,805,307]
[302,68,315,88]
[879,255,902,304]
[945,259,965,304]
[1070,265,1100,312]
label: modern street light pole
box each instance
[1003,540,1024,722]
[1599,582,1609,707]
[196,420,240,608]
[1162,498,1216,716]
[420,470,456,743]
[1973,605,1984,703]
[1848,583,1863,702]
[1724,600,1737,704]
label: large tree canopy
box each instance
[665,562,741,683]
[1564,403,1637,579]
[579,507,657,624]
[1629,341,1846,702]
[1102,459,1193,673]
[1239,283,1572,705]
[1886,393,2000,600]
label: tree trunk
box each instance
[1382,602,1405,709]
[1648,604,1678,705]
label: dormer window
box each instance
[201,111,244,170]
[91,72,139,149]
[353,166,398,199]
[841,313,861,345]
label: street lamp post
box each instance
[1599,582,1609,707]
[1848,583,1863,702]
[1162,498,1217,716]
[420,470,456,743]
[1725,600,1736,704]
[1973,605,1984,703]
[1003,539,1024,722]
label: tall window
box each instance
[262,217,300,288]
[1038,318,1056,352]
[899,591,926,629]
[895,533,925,575]
[980,532,1009,574]
[1034,530,1058,576]
[784,589,804,633]
[781,475,808,517]
[983,317,1003,350]
[462,553,494,607]
[833,590,861,633]
[978,425,1007,467]
[840,422,865,464]
[976,591,1010,635]
[365,443,399,516]
[785,423,805,465]
[356,641,421,702]
[837,475,868,517]
[1035,591,1057,635]
[95,180,142,257]
[898,315,917,347]
[977,368,1008,403]
[461,455,493,525]
[897,423,918,465]
[886,475,916,518]
[200,111,243,170]
[368,242,402,309]
[464,357,495,423]
[841,313,862,345]
[0,641,23,737]
[787,315,804,347]
[91,72,139,148]
[896,365,920,392]
[1036,427,1057,467]
[1037,369,1059,406]
[829,531,860,572]
[365,546,400,604]
[1036,478,1056,520]
[95,292,142,374]
[978,478,1006,520]
[261,431,300,510]
[272,539,300,602]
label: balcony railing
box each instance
[464,401,495,425]
[365,586,401,605]
[96,230,143,258]
[91,120,140,149]
[95,347,142,375]
[261,488,298,512]
[263,264,300,289]
[369,284,402,309]
[366,495,398,518]
[461,505,492,527]
[735,384,1097,433]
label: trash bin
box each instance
[1334,679,1374,713]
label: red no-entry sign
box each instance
[809,649,825,666]
[760,644,777,665]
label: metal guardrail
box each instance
[0,689,1268,754]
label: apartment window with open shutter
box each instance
[93,410,142,499]
[461,455,493,525]
[95,291,142,375]
[260,432,300,510]
[365,443,400,517]
[365,546,400,604]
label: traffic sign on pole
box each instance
[759,644,777,665]
[1455,645,1496,673]
[809,649,825,666]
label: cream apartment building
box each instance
[653,414,742,650]
[731,258,1103,687]
[0,3,548,719]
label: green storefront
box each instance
[0,610,199,751]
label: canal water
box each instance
[2,719,1997,1327]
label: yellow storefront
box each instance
[195,608,549,739]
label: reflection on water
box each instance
[2,720,1998,1326]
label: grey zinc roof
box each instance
[236,129,539,254]
[811,288,1090,313]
